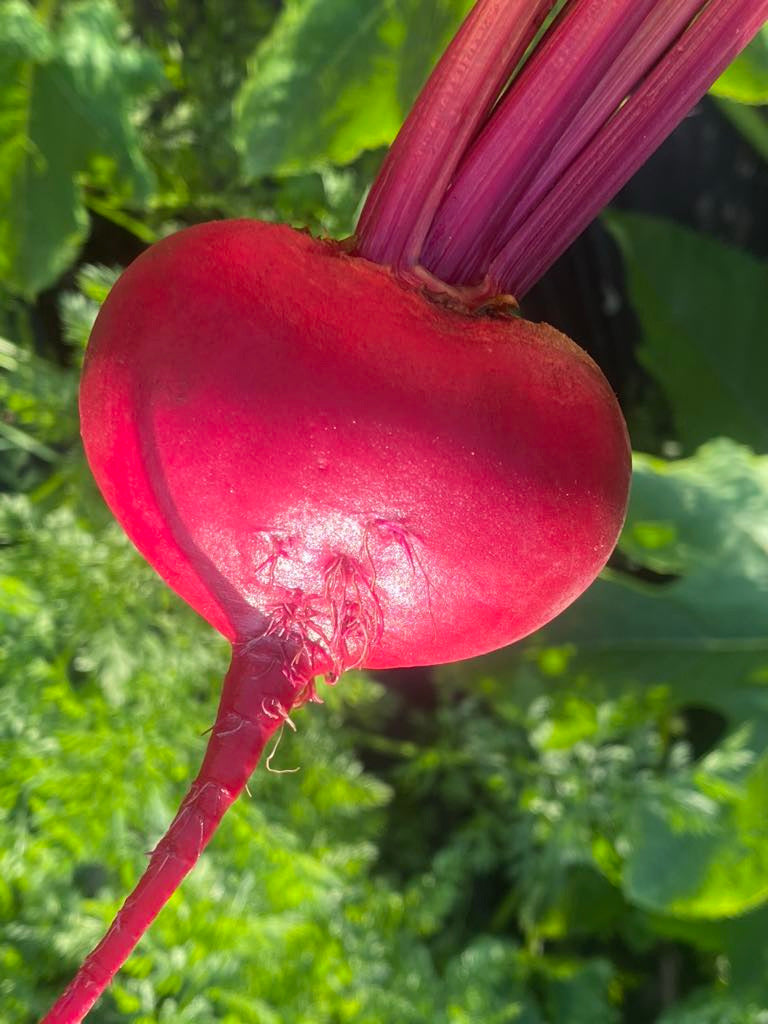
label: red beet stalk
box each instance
[417,0,664,283]
[489,0,768,295]
[423,0,707,282]
[360,0,768,295]
[356,0,557,269]
[42,638,304,1023]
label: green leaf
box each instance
[715,98,768,163]
[235,0,473,178]
[624,751,768,919]
[711,26,768,106]
[0,0,164,298]
[548,441,768,687]
[608,212,768,453]
[543,958,619,1024]
[541,441,768,918]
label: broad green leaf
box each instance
[715,97,768,163]
[711,26,768,106]
[0,0,164,298]
[541,441,768,918]
[623,752,768,918]
[546,441,768,698]
[609,213,768,453]
[235,0,473,177]
[543,958,619,1024]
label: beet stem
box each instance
[420,0,667,285]
[477,0,708,265]
[355,0,556,268]
[489,0,768,297]
[41,638,303,1024]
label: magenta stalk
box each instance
[355,0,557,268]
[491,0,768,296]
[420,0,664,284]
[358,0,768,298]
[464,0,708,268]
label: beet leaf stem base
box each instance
[358,0,768,297]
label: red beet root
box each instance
[45,220,629,1021]
[82,219,629,670]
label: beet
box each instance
[81,219,630,675]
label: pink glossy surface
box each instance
[80,219,630,671]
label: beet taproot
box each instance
[81,219,629,673]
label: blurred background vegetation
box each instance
[2,1,768,1021]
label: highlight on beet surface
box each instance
[2,1,767,1021]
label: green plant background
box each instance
[2,2,768,1021]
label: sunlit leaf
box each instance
[0,0,164,298]
[235,0,473,177]
[711,26,768,106]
